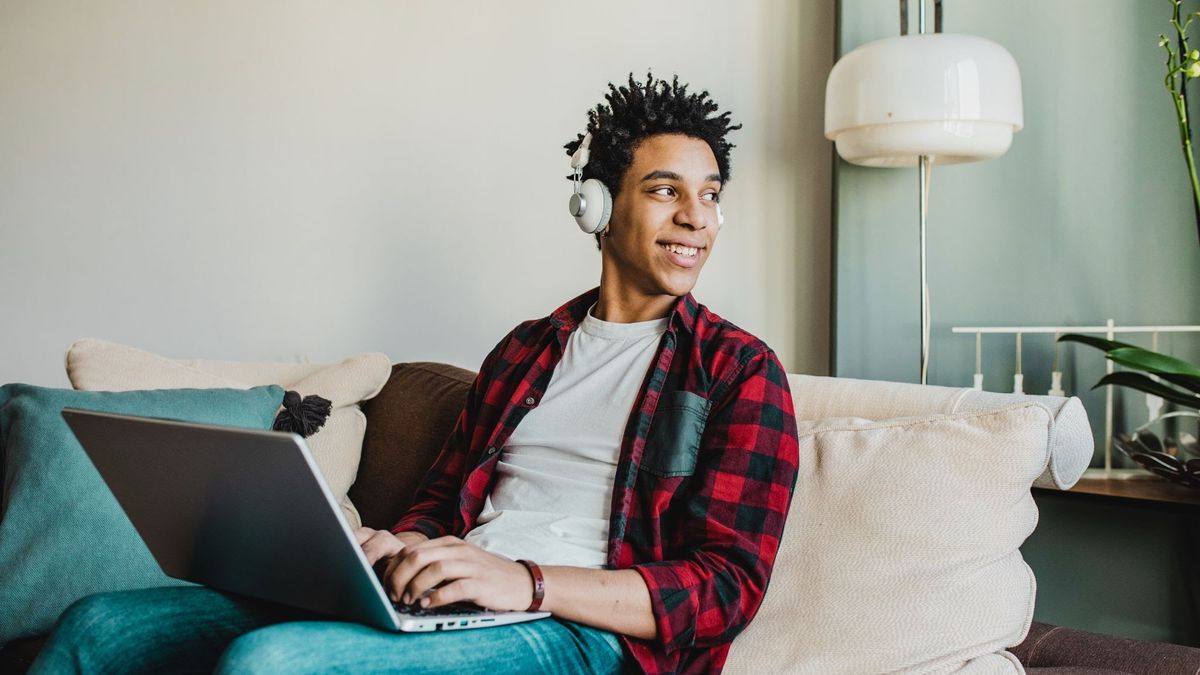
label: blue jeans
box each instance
[29,587,627,674]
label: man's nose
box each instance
[674,199,711,230]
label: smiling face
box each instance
[600,133,722,305]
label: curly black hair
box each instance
[564,72,742,250]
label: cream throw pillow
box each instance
[724,404,1049,675]
[65,338,391,529]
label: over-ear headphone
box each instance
[567,132,612,234]
[567,129,726,233]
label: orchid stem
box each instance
[1168,0,1200,244]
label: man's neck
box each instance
[592,281,678,324]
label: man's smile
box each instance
[658,241,704,268]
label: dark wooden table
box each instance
[1034,474,1200,509]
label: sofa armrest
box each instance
[954,390,1092,489]
[785,374,1093,490]
[1012,622,1200,674]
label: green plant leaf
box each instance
[1160,372,1200,395]
[1107,347,1200,378]
[1093,372,1200,410]
[1057,333,1139,352]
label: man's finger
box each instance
[399,535,463,554]
[406,559,469,605]
[353,527,375,545]
[361,538,384,565]
[386,545,461,603]
[361,531,401,565]
[383,555,405,602]
[425,579,472,609]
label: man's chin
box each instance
[657,272,700,298]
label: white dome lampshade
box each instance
[825,34,1023,167]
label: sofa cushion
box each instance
[64,338,391,528]
[352,362,475,530]
[724,404,1049,674]
[0,383,284,647]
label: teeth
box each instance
[663,243,699,257]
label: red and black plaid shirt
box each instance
[393,286,799,674]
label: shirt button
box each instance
[524,396,536,406]
[486,446,497,455]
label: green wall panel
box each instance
[835,0,1200,646]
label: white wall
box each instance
[0,0,833,386]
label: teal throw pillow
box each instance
[0,383,284,646]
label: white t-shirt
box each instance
[463,303,669,568]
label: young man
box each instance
[31,73,798,675]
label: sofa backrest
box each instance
[351,363,1097,530]
[786,374,1094,489]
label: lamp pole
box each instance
[918,0,931,385]
[919,159,929,385]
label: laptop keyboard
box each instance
[394,601,498,617]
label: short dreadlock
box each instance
[564,72,742,250]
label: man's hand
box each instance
[355,530,655,638]
[353,527,428,566]
[382,536,534,612]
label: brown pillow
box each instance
[353,362,474,530]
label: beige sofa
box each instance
[4,361,1199,674]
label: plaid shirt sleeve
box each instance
[390,333,512,540]
[631,347,799,655]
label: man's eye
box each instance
[703,192,720,202]
[651,187,675,197]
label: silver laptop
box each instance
[61,408,551,632]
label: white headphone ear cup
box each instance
[716,204,724,227]
[575,179,613,234]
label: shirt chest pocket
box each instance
[642,390,712,478]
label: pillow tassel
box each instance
[273,390,333,438]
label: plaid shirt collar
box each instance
[548,286,701,340]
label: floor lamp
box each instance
[824,0,1023,384]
